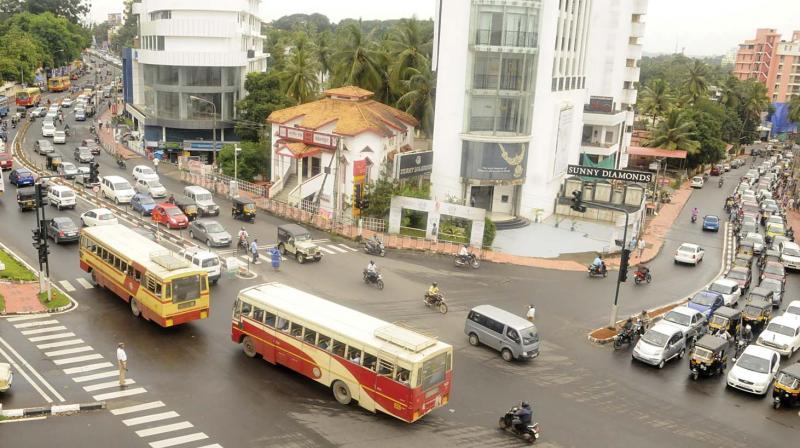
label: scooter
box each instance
[363,238,386,257]
[454,252,480,269]
[237,237,249,254]
[362,269,384,290]
[498,406,540,444]
[423,293,448,314]
[718,178,724,188]
[587,263,607,278]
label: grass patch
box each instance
[38,289,70,310]
[0,293,5,313]
[0,249,37,282]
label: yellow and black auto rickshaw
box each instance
[46,153,62,172]
[689,334,729,381]
[742,298,772,333]
[736,240,755,258]
[170,197,198,222]
[232,196,256,223]
[708,306,742,338]
[773,362,800,409]
[16,187,37,211]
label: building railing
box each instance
[474,29,538,48]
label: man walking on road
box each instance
[153,157,159,173]
[117,342,128,387]
[637,238,646,259]
[250,238,259,264]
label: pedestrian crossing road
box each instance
[214,239,360,259]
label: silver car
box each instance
[659,306,707,344]
[632,322,687,369]
[188,220,232,247]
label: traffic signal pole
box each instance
[34,183,52,302]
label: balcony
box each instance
[628,43,643,60]
[583,109,626,127]
[581,141,620,157]
[624,66,641,82]
[630,21,646,38]
[474,29,538,49]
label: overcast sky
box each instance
[89,0,800,56]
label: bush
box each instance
[483,217,496,247]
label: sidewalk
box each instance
[97,108,138,160]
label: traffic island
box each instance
[588,300,687,344]
[0,244,77,315]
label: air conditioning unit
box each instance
[247,49,255,58]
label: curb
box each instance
[1,402,105,418]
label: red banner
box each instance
[353,159,367,177]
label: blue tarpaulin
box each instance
[769,102,797,135]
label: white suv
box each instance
[101,175,135,204]
[183,186,218,216]
[180,248,221,285]
[47,185,77,210]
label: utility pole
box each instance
[33,183,52,302]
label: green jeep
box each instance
[277,224,322,264]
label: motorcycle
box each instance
[237,237,249,254]
[362,269,385,290]
[613,322,644,350]
[498,406,540,444]
[587,263,607,278]
[90,125,96,134]
[423,293,448,314]
[116,158,126,169]
[454,252,480,269]
[718,178,724,188]
[363,238,386,257]
[65,127,71,137]
[633,267,652,285]
[691,214,697,223]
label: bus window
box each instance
[303,329,317,344]
[395,368,410,384]
[331,340,346,357]
[240,301,252,317]
[346,347,362,364]
[276,317,290,332]
[232,299,241,319]
[363,352,377,371]
[317,334,331,351]
[377,359,395,377]
[134,270,142,282]
[252,307,264,323]
[290,323,303,338]
[264,312,276,328]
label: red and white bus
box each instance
[231,283,453,422]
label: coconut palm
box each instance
[737,81,769,142]
[316,31,333,85]
[683,60,709,104]
[281,48,319,105]
[385,18,432,93]
[788,95,800,125]
[644,109,700,155]
[639,79,672,127]
[719,76,741,109]
[331,23,386,94]
[396,64,435,137]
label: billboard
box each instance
[461,141,528,180]
[395,150,433,179]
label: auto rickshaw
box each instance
[759,248,781,270]
[732,253,754,269]
[742,298,772,333]
[708,306,743,339]
[16,187,37,211]
[170,197,198,222]
[689,334,729,380]
[46,153,62,172]
[737,240,755,257]
[773,362,800,409]
[232,196,256,223]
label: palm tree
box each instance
[788,95,800,125]
[281,48,319,105]
[316,31,333,85]
[738,81,769,141]
[639,79,672,127]
[683,60,709,104]
[385,18,432,94]
[396,64,435,137]
[644,109,700,155]
[331,23,386,94]
[719,76,741,109]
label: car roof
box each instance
[704,215,719,219]
[184,185,209,193]
[769,315,800,328]
[668,306,699,317]
[279,223,310,235]
[713,278,738,287]
[649,322,682,336]
[679,243,699,249]
[713,306,741,318]
[89,207,112,214]
[470,304,535,332]
[742,344,778,359]
[103,175,126,182]
[157,202,179,209]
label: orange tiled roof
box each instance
[276,140,324,158]
[267,86,418,137]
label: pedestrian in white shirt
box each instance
[153,157,159,173]
[526,305,536,323]
[117,342,128,387]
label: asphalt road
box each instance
[1,58,799,447]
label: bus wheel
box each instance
[242,336,257,358]
[332,380,352,405]
[130,298,141,318]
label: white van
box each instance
[101,175,135,204]
[180,248,221,285]
[47,185,76,210]
[183,186,219,216]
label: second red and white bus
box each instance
[231,283,453,422]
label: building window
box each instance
[186,93,221,120]
[185,67,222,86]
[156,91,180,119]
[149,10,171,20]
[156,66,179,85]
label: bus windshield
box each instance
[171,274,202,303]
[420,352,448,390]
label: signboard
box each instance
[277,126,339,150]
[461,142,527,180]
[352,159,368,217]
[567,164,654,183]
[586,96,614,113]
[395,150,433,179]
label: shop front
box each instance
[461,140,528,218]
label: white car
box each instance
[80,208,119,227]
[756,315,800,357]
[780,242,800,270]
[61,98,73,108]
[134,178,167,198]
[784,301,800,319]
[690,176,704,188]
[42,121,56,137]
[743,232,765,254]
[31,106,46,117]
[0,362,12,392]
[132,165,159,182]
[675,243,705,265]
[727,345,780,395]
[53,130,67,144]
[708,278,741,307]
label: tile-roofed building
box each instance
[267,86,418,216]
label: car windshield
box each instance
[166,208,183,216]
[170,274,202,303]
[295,233,311,242]
[786,305,800,316]
[664,311,690,327]
[195,193,212,202]
[139,167,154,175]
[705,216,719,223]
[60,191,74,198]
[139,196,155,205]
[54,218,75,228]
[783,247,800,257]
[113,182,130,190]
[62,163,75,171]
[760,279,781,291]
[520,326,539,345]
[206,223,225,233]
[736,354,770,374]
[710,282,734,294]
[766,323,795,337]
[764,265,784,276]
[744,304,764,316]
[678,244,695,253]
[693,177,702,182]
[641,330,670,347]
[691,293,717,306]
[148,180,163,188]
[201,258,219,268]
[709,315,729,327]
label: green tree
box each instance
[109,0,138,56]
[738,81,769,143]
[385,18,432,93]
[644,109,700,155]
[396,64,435,137]
[92,21,111,47]
[331,23,386,94]
[0,12,90,67]
[788,95,800,125]
[682,59,709,104]
[316,30,333,84]
[281,45,319,105]
[235,72,293,141]
[639,79,672,127]
[217,141,269,181]
[0,26,45,83]
[0,0,89,23]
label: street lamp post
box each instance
[189,95,217,166]
[234,144,241,182]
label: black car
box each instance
[73,147,94,163]
[46,217,80,244]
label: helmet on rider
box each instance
[521,401,530,409]
[745,324,751,331]
[432,282,438,287]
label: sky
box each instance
[89,0,800,56]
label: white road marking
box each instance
[122,411,179,426]
[6,314,50,322]
[111,401,165,416]
[58,280,76,292]
[195,445,223,448]
[0,416,47,423]
[45,346,94,357]
[72,370,120,383]
[29,332,76,342]
[37,339,85,349]
[0,344,53,403]
[338,244,359,252]
[21,326,68,335]
[52,353,104,365]
[0,336,65,402]
[318,246,336,254]
[84,379,135,392]
[14,319,60,329]
[63,362,114,374]
[76,278,94,289]
[149,433,208,448]
[329,245,348,253]
[135,421,194,438]
[312,238,330,243]
[93,387,148,401]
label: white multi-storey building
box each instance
[582,0,648,170]
[431,0,592,221]
[125,0,268,160]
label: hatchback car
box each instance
[73,147,94,163]
[688,291,725,318]
[132,165,158,182]
[702,215,720,232]
[34,139,54,154]
[188,220,232,247]
[80,208,118,227]
[727,344,781,395]
[152,203,188,229]
[632,322,687,369]
[41,121,56,137]
[708,278,741,307]
[758,278,784,308]
[31,106,46,117]
[675,243,704,265]
[743,232,765,254]
[710,166,721,176]
[660,306,707,344]
[757,316,800,357]
[131,193,156,216]
[9,168,35,187]
[53,130,66,144]
[690,176,704,188]
[46,217,79,244]
[134,178,167,198]
[57,162,78,179]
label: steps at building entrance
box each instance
[494,216,531,230]
[273,173,297,203]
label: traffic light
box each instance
[35,183,46,208]
[38,244,50,265]
[619,249,631,283]
[89,162,99,184]
[32,228,42,250]
[570,190,587,213]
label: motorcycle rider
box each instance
[366,235,382,252]
[718,176,724,187]
[591,254,605,274]
[365,260,378,281]
[425,282,440,304]
[459,244,470,260]
[512,402,533,434]
[691,207,699,222]
[741,324,753,344]
[238,227,249,251]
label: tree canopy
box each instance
[0,0,89,24]
[235,72,292,142]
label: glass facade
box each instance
[140,65,241,122]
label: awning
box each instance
[628,146,687,159]
[275,139,324,159]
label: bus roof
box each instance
[82,224,203,280]
[240,282,451,363]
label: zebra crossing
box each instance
[215,238,360,261]
[5,314,223,448]
[58,277,95,293]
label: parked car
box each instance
[132,165,158,182]
[57,161,78,179]
[53,130,67,144]
[690,176,705,188]
[277,224,323,264]
[134,178,167,198]
[131,193,156,216]
[675,243,705,265]
[727,345,781,396]
[188,220,231,247]
[702,215,720,232]
[708,278,741,307]
[46,216,79,244]
[756,315,800,357]
[152,203,189,229]
[632,322,687,369]
[34,139,55,154]
[80,208,118,227]
[73,146,94,163]
[9,168,35,187]
[660,305,707,345]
